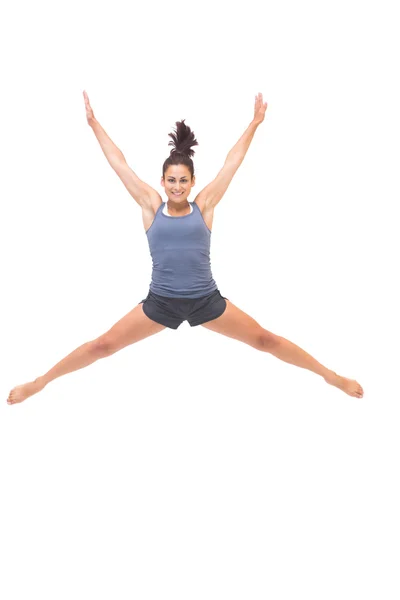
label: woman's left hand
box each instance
[253,93,268,125]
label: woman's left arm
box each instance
[194,93,268,209]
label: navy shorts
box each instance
[138,289,229,330]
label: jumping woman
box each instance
[7,91,363,405]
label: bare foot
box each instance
[7,379,45,405]
[324,373,364,398]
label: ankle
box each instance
[324,370,338,383]
[35,376,48,389]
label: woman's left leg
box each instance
[201,300,363,398]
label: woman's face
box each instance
[161,165,195,202]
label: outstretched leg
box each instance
[7,303,166,405]
[201,300,363,398]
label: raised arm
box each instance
[194,93,268,209]
[83,91,159,208]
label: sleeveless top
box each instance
[145,201,218,298]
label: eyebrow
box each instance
[167,176,188,179]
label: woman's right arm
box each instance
[84,91,160,208]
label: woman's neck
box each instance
[167,200,190,215]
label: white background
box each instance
[1,0,399,598]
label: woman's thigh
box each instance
[201,300,277,350]
[94,302,166,353]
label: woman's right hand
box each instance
[83,90,95,124]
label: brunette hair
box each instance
[162,119,198,179]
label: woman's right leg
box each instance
[7,303,166,405]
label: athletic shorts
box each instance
[138,289,229,330]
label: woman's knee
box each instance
[257,329,280,351]
[90,337,117,356]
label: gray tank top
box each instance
[145,201,218,298]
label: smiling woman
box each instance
[6,91,364,406]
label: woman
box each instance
[7,92,363,404]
